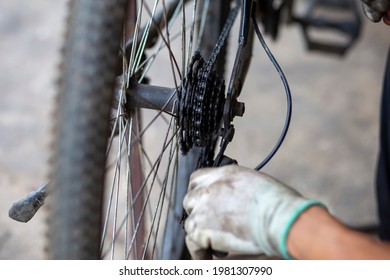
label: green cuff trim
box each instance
[279,200,327,260]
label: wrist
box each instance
[280,201,327,259]
[286,205,333,259]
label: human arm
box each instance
[288,205,390,259]
[183,165,390,259]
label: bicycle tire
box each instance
[47,0,230,259]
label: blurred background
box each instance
[0,0,389,259]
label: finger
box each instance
[189,167,216,181]
[212,250,229,258]
[362,3,384,22]
[188,167,225,192]
[185,235,212,260]
[183,183,210,214]
[182,193,194,215]
[185,165,246,213]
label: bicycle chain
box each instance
[178,1,240,166]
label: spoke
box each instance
[197,0,209,45]
[101,117,130,256]
[159,146,178,258]
[106,86,126,157]
[131,126,177,219]
[105,87,178,172]
[110,116,126,259]
[131,0,160,76]
[128,123,179,224]
[105,107,171,172]
[138,20,194,82]
[125,116,136,259]
[143,0,182,82]
[101,127,179,259]
[137,5,186,81]
[149,125,179,258]
[101,0,210,259]
[129,120,178,257]
[162,0,181,89]
[124,129,178,259]
[124,121,179,219]
[186,0,198,70]
[181,0,186,74]
[128,1,143,76]
[142,117,177,258]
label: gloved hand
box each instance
[361,0,390,24]
[183,165,326,260]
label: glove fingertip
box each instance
[185,235,212,260]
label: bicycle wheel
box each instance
[46,0,231,259]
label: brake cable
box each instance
[251,6,292,171]
[214,0,292,170]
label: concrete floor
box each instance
[0,0,389,259]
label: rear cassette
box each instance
[178,51,225,155]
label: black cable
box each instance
[252,14,293,171]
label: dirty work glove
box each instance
[361,0,390,24]
[183,165,326,260]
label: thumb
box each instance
[185,235,212,260]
